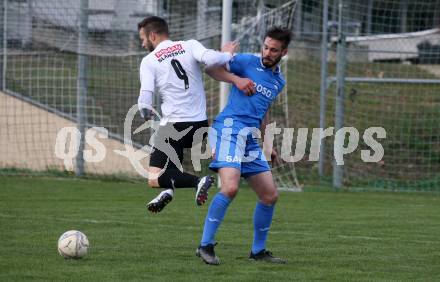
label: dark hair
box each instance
[138,16,169,36]
[264,27,292,49]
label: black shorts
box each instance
[149,120,209,169]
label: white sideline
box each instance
[337,235,382,241]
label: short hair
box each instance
[138,16,169,36]
[264,27,292,49]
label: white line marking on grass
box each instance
[337,235,438,244]
[0,213,142,226]
[337,235,383,241]
[270,231,316,235]
[0,213,218,228]
[54,217,141,226]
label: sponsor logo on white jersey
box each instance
[155,44,186,62]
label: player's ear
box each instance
[281,48,288,57]
[148,31,156,42]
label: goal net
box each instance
[233,1,301,191]
[0,0,300,191]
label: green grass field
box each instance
[1,176,439,281]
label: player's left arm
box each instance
[261,113,279,163]
[189,40,237,67]
[262,79,286,162]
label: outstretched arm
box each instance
[205,65,256,96]
[192,40,238,67]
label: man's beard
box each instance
[146,40,154,52]
[262,56,282,68]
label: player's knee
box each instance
[221,184,239,199]
[261,190,278,205]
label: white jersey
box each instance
[140,39,230,123]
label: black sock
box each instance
[158,169,200,189]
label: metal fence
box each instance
[1,0,440,191]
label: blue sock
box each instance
[251,202,275,254]
[200,193,231,246]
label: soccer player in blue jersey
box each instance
[196,27,292,265]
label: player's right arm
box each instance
[206,53,256,95]
[138,57,155,120]
[205,65,255,96]
[138,90,153,120]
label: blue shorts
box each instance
[208,121,270,178]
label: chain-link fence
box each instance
[288,0,440,191]
[1,0,440,191]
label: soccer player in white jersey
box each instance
[196,27,292,265]
[137,16,254,213]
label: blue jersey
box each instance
[214,53,286,128]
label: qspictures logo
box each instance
[54,104,386,179]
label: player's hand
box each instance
[234,77,256,96]
[270,148,281,164]
[221,41,239,55]
[140,108,152,121]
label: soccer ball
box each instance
[57,230,89,259]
